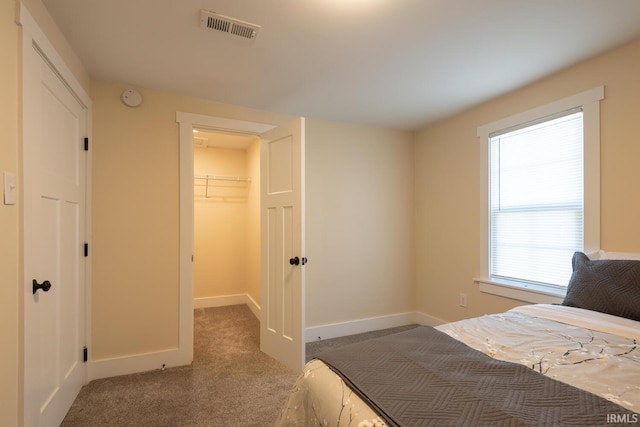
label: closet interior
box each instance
[193,129,261,307]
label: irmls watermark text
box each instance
[607,413,639,424]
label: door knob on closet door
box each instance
[289,257,300,266]
[33,279,52,295]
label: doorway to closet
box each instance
[192,129,261,318]
[177,112,306,371]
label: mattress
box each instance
[275,304,640,426]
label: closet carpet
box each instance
[61,304,416,426]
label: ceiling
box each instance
[42,0,640,131]
[193,129,257,150]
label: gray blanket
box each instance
[317,326,638,426]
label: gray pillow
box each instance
[562,252,640,321]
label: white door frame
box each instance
[176,112,275,359]
[18,3,93,423]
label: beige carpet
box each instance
[61,305,298,426]
[61,304,416,426]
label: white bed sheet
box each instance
[439,304,640,412]
[276,305,640,426]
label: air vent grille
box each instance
[207,16,230,33]
[200,10,260,40]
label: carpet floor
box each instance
[61,305,416,426]
[61,305,298,427]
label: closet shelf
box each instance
[194,174,251,200]
[194,174,251,183]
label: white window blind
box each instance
[489,109,583,289]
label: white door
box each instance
[260,118,306,371]
[23,43,87,426]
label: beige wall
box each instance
[92,81,415,359]
[305,118,415,327]
[194,145,258,299]
[414,38,640,323]
[1,2,20,425]
[91,83,180,359]
[90,80,293,360]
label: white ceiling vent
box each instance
[200,10,260,40]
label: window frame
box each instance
[476,87,604,304]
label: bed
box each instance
[276,252,640,426]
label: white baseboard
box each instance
[194,293,261,320]
[89,347,191,381]
[245,294,260,320]
[413,311,447,327]
[305,312,416,342]
[90,295,261,381]
[305,311,448,343]
[90,306,442,380]
[194,294,246,309]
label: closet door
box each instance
[23,26,88,427]
[260,118,306,371]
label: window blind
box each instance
[489,110,583,288]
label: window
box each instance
[477,87,603,303]
[490,110,583,288]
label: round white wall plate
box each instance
[121,89,142,107]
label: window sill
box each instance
[474,278,565,305]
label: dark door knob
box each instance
[289,257,300,266]
[33,279,52,295]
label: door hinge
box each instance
[83,347,88,363]
[84,137,89,151]
[84,243,89,257]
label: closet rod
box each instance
[194,174,251,183]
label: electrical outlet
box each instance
[459,293,468,308]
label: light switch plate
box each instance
[4,172,16,205]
